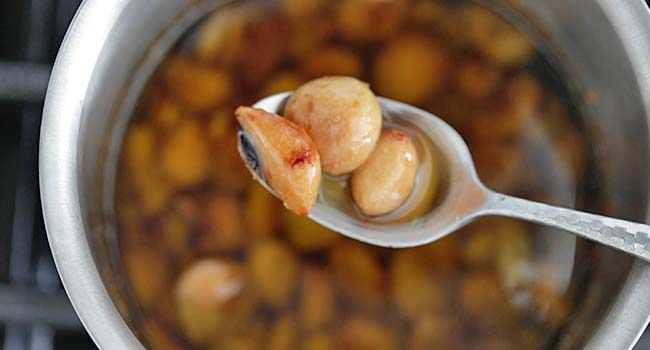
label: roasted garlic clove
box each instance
[235,106,321,216]
[351,128,418,216]
[285,76,382,175]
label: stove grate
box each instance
[0,0,93,349]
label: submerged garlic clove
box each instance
[351,128,419,216]
[248,239,299,307]
[174,258,253,345]
[235,106,321,216]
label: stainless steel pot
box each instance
[39,0,650,349]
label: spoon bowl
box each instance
[239,92,650,261]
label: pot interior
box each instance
[77,0,649,349]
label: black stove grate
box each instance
[0,0,94,349]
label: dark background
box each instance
[0,1,649,350]
[0,1,95,349]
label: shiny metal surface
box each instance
[39,0,650,349]
[518,1,650,349]
[482,193,650,261]
[577,1,650,349]
[39,0,195,350]
[244,93,650,262]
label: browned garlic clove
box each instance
[351,128,418,216]
[235,106,321,216]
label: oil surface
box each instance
[115,1,592,349]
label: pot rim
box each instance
[584,0,650,347]
[39,0,650,349]
[40,0,143,348]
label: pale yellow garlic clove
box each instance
[336,316,398,350]
[351,128,418,216]
[372,34,449,105]
[174,258,253,346]
[300,266,335,331]
[235,106,321,216]
[248,239,298,307]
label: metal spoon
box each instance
[238,92,650,262]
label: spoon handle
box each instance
[482,192,650,262]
